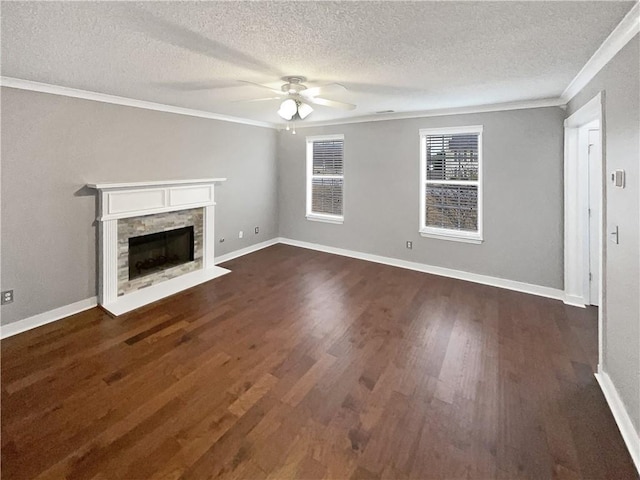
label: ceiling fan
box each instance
[239,76,356,123]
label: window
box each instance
[419,126,483,243]
[306,134,344,224]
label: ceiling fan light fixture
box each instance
[278,98,297,120]
[297,102,313,119]
[238,76,355,124]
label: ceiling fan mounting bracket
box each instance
[282,76,306,84]
[281,76,307,94]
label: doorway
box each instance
[564,92,605,368]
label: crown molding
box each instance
[287,97,566,129]
[562,2,640,103]
[2,76,565,129]
[0,77,276,129]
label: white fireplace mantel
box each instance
[88,178,229,316]
[87,178,227,221]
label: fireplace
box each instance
[88,178,229,316]
[117,208,204,297]
[128,226,195,280]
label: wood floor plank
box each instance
[282,353,337,407]
[1,244,637,479]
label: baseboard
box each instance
[0,238,280,339]
[595,369,640,472]
[214,238,280,265]
[1,296,98,339]
[0,235,576,339]
[278,237,565,302]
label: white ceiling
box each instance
[1,1,635,125]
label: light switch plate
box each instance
[612,169,625,188]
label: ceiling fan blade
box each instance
[307,97,356,111]
[153,80,239,91]
[238,80,283,96]
[301,83,347,98]
[233,96,282,103]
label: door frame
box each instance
[563,92,605,368]
[586,124,601,305]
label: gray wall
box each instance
[2,40,637,441]
[1,87,278,325]
[278,107,565,289]
[567,36,640,432]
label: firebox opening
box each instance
[128,226,195,281]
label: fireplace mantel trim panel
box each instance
[88,179,229,316]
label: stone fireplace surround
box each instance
[117,208,203,296]
[88,179,228,316]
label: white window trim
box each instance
[306,134,345,224]
[419,125,483,243]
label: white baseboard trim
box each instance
[1,296,97,339]
[0,235,579,338]
[278,237,565,302]
[0,237,280,339]
[595,369,640,472]
[214,238,280,265]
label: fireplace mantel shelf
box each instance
[87,178,226,222]
[88,178,226,191]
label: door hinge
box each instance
[589,272,592,281]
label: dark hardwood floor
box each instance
[1,244,637,479]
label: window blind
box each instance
[423,132,480,234]
[311,178,343,216]
[310,139,344,217]
[313,140,344,175]
[425,134,479,181]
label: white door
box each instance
[587,127,601,306]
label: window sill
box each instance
[306,214,344,225]
[419,229,483,244]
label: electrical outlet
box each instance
[406,241,413,249]
[2,290,14,305]
[219,237,225,243]
[239,231,244,239]
[254,226,259,234]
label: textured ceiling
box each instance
[1,1,635,125]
